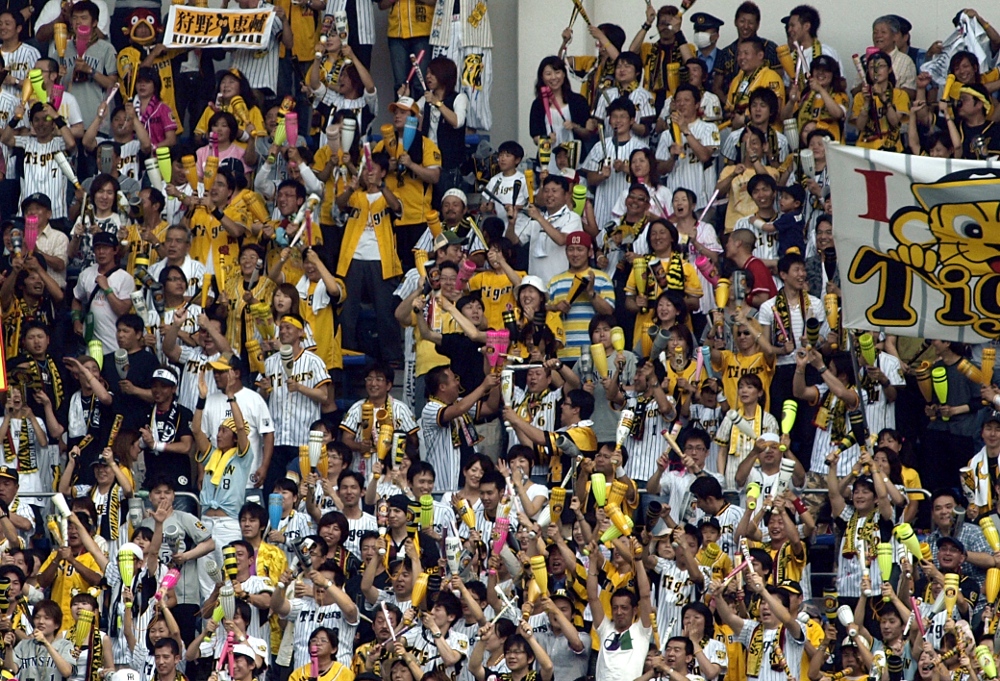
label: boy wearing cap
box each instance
[71,232,135,351]
[954,83,1000,159]
[547,231,615,359]
[137,367,195,491]
[760,184,806,258]
[372,96,441,272]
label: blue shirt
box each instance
[547,269,616,358]
[199,444,252,518]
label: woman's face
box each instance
[425,71,439,91]
[811,68,833,87]
[745,133,763,156]
[874,450,890,474]
[629,152,651,180]
[465,461,484,487]
[667,333,688,357]
[954,57,977,84]
[878,433,900,452]
[649,223,672,254]
[672,191,692,216]
[319,521,342,547]
[163,270,186,297]
[93,182,115,212]
[219,75,239,98]
[682,610,705,637]
[273,289,292,314]
[737,380,760,406]
[615,60,637,84]
[591,322,611,348]
[868,57,890,84]
[542,64,565,92]
[656,296,677,323]
[148,619,169,644]
[518,286,542,312]
[211,118,232,144]
[136,78,155,98]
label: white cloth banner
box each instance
[162,5,277,50]
[827,142,1000,343]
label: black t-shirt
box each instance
[439,333,485,394]
[142,400,195,491]
[101,347,159,432]
[59,389,117,487]
[959,120,1000,159]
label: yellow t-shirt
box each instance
[387,0,432,39]
[311,145,348,228]
[468,269,524,331]
[301,277,346,371]
[194,103,266,147]
[712,350,776,407]
[725,67,786,114]
[413,304,459,376]
[623,258,702,355]
[851,88,910,152]
[795,90,849,142]
[903,466,923,501]
[39,550,103,630]
[288,661,354,681]
[274,0,319,62]
[372,135,442,226]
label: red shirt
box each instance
[743,255,778,307]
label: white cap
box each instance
[514,275,547,297]
[442,188,468,205]
[759,432,780,444]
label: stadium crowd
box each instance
[0,2,999,681]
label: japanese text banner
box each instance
[828,142,1000,343]
[163,5,276,49]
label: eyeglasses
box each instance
[364,376,387,383]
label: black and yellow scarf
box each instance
[815,387,848,442]
[3,298,53,359]
[69,617,103,681]
[429,397,481,449]
[91,482,123,542]
[41,357,65,411]
[652,251,686,293]
[648,42,681,94]
[772,288,805,345]
[842,508,879,557]
[732,66,764,113]
[747,623,785,677]
[3,418,34,473]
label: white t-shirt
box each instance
[594,617,652,681]
[73,266,136,351]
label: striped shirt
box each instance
[653,557,710,640]
[508,386,561,478]
[288,597,359,667]
[859,351,904,434]
[581,134,647,231]
[737,619,805,681]
[429,0,492,48]
[547,268,616,358]
[1,43,40,100]
[264,348,331,447]
[756,293,829,367]
[655,119,720,208]
[592,86,655,135]
[714,502,746,564]
[326,0,376,44]
[231,2,283,91]
[421,397,479,492]
[733,215,780,271]
[806,385,860,476]
[15,135,68,219]
[483,171,530,241]
[621,392,671,483]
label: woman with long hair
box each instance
[68,174,123,272]
[529,56,592,170]
[851,50,909,152]
[414,57,469,202]
[264,282,316,352]
[668,187,721,321]
[440,453,495,514]
[196,112,251,177]
[612,147,671,220]
[193,69,263,146]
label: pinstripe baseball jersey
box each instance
[288,597,359,667]
[14,135,69,219]
[592,86,655,133]
[474,505,518,564]
[622,391,671,483]
[581,134,647,231]
[325,0,376,44]
[713,502,746,564]
[858,351,904,434]
[0,44,40,101]
[807,384,860,477]
[344,512,378,559]
[733,215,780,267]
[653,557,710,640]
[429,0,492,48]
[655,119,720,208]
[148,256,206,300]
[264,347,330,446]
[421,397,479,492]
[507,386,561,477]
[231,2,284,91]
[0,91,17,181]
[175,345,221,412]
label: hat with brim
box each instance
[389,96,419,115]
[514,275,548,299]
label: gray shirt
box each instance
[572,350,637,441]
[49,38,118,128]
[140,510,213,604]
[14,637,76,681]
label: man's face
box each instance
[441,196,465,224]
[275,186,302,217]
[163,229,189,260]
[664,641,689,670]
[240,515,261,540]
[460,300,484,327]
[411,471,435,497]
[94,243,116,267]
[610,594,635,629]
[932,496,956,530]
[751,182,775,209]
[480,483,500,512]
[737,43,762,72]
[542,182,567,211]
[116,324,142,351]
[872,22,895,52]
[786,15,808,44]
[782,262,808,291]
[278,320,302,346]
[0,478,17,505]
[150,380,175,405]
[149,484,174,510]
[365,371,390,400]
[566,243,589,269]
[735,11,758,40]
[339,476,361,507]
[22,328,48,357]
[387,507,407,529]
[434,369,461,402]
[154,648,180,678]
[23,203,51,228]
[673,91,697,118]
[683,438,709,467]
[609,109,631,135]
[938,542,964,569]
[525,366,551,394]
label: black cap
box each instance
[387,494,411,512]
[0,467,17,484]
[780,15,791,25]
[698,517,721,531]
[20,193,51,212]
[92,232,119,248]
[91,456,121,467]
[937,536,967,553]
[890,15,912,34]
[778,580,803,595]
[780,183,806,205]
[690,12,723,30]
[811,54,839,73]
[985,410,1000,426]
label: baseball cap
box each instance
[566,231,592,248]
[984,410,1000,426]
[442,188,468,206]
[209,354,243,374]
[91,456,120,467]
[778,580,803,595]
[21,193,51,212]
[389,96,419,115]
[232,644,257,661]
[0,467,18,483]
[151,368,178,385]
[841,636,858,648]
[937,536,966,553]
[432,230,463,252]
[811,54,839,73]
[514,275,547,299]
[779,183,806,205]
[759,432,780,444]
[92,232,120,249]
